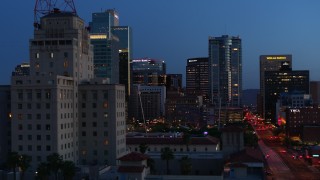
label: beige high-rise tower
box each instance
[11,10,93,170]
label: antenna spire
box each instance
[34,0,77,29]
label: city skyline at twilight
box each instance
[1,0,320,89]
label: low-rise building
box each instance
[226,147,264,179]
[126,135,223,176]
[127,135,220,154]
[117,152,150,180]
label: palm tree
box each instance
[47,153,63,180]
[180,156,192,175]
[6,152,20,180]
[139,143,148,154]
[36,162,50,180]
[61,161,76,180]
[161,147,174,175]
[18,154,31,180]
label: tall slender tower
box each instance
[112,26,132,97]
[90,10,120,84]
[209,35,242,108]
[11,3,93,170]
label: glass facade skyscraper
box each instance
[112,26,133,96]
[90,36,119,83]
[89,9,119,38]
[90,10,120,83]
[209,35,242,108]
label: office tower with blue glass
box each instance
[209,35,242,108]
[90,10,120,83]
[112,26,132,96]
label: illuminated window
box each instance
[104,140,109,145]
[45,90,51,99]
[103,101,108,108]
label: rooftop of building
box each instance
[126,135,220,145]
[43,11,78,18]
[229,147,264,164]
[118,152,149,161]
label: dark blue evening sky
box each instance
[1,0,320,89]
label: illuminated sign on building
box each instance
[21,64,30,68]
[266,56,287,60]
[290,109,300,113]
[188,59,198,63]
[132,59,151,62]
[90,34,107,39]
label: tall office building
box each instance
[90,34,119,83]
[11,10,93,170]
[186,57,209,103]
[259,55,292,117]
[209,35,242,108]
[130,85,166,121]
[112,26,133,96]
[264,64,309,123]
[90,10,120,84]
[89,9,119,38]
[131,58,166,86]
[129,58,166,122]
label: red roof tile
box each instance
[118,152,149,161]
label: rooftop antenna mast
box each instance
[34,0,77,29]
